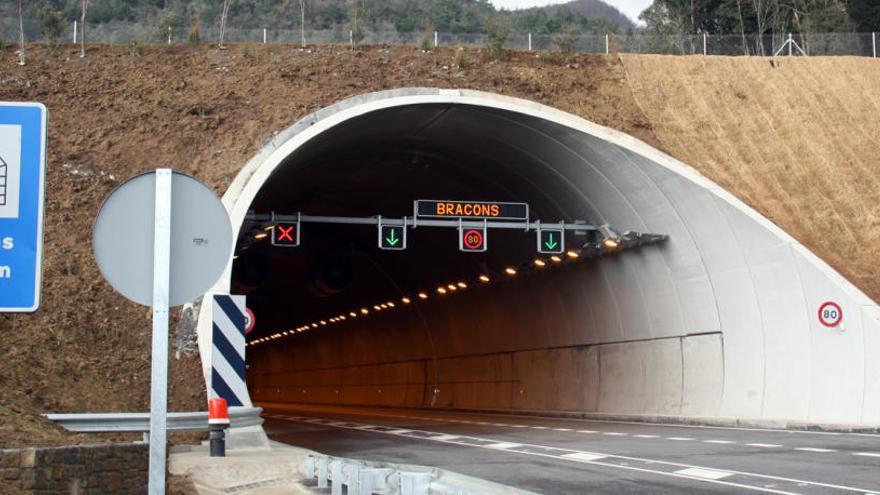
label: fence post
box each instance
[703,32,707,55]
[434,31,438,47]
[263,28,267,44]
[528,32,532,51]
[873,32,876,58]
[73,20,77,44]
[788,32,793,56]
[167,26,172,44]
[605,34,609,54]
[349,30,353,47]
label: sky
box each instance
[491,0,652,25]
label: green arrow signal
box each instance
[544,232,558,250]
[385,228,400,246]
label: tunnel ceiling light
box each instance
[339,315,346,320]
[479,275,490,283]
[505,267,517,276]
[534,259,546,267]
[418,292,428,300]
[387,302,395,308]
[350,311,357,317]
[311,323,318,328]
[254,232,268,239]
[447,284,457,291]
[320,320,327,325]
[401,297,411,304]
[263,225,274,231]
[374,305,382,311]
[437,287,447,294]
[603,238,620,249]
[232,255,239,260]
[566,250,580,259]
[361,308,369,314]
[457,282,467,289]
[550,255,562,263]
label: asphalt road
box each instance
[259,403,880,494]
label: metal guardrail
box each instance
[43,406,263,433]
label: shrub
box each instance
[156,11,178,43]
[188,18,201,44]
[553,24,580,55]
[484,16,510,61]
[420,25,434,52]
[36,2,65,48]
[129,40,144,56]
[452,44,468,68]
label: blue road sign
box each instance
[0,103,47,312]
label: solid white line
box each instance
[747,443,782,448]
[795,447,835,453]
[667,437,695,441]
[704,439,736,444]
[387,429,413,434]
[853,452,880,457]
[486,442,522,450]
[675,467,734,480]
[428,434,460,441]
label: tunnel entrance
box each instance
[198,89,880,427]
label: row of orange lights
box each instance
[247,249,581,346]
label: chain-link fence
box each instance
[2,17,877,58]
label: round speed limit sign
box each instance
[818,301,842,328]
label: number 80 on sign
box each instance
[818,301,842,328]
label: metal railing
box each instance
[1,17,877,58]
[44,406,263,433]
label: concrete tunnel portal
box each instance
[197,89,880,430]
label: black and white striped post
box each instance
[211,294,250,408]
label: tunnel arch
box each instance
[197,88,880,427]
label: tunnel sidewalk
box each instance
[169,441,314,494]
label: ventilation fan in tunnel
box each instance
[307,255,354,297]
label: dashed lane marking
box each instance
[602,432,627,436]
[704,440,736,444]
[853,452,880,458]
[667,437,695,441]
[675,467,734,480]
[746,443,782,448]
[795,447,836,453]
[561,452,607,462]
[553,428,573,431]
[634,434,659,438]
[486,442,523,450]
[577,430,597,434]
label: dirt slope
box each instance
[0,44,876,448]
[621,55,880,301]
[0,44,649,447]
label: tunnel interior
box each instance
[222,93,879,424]
[236,102,682,413]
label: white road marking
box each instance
[387,429,413,434]
[561,452,607,462]
[704,440,736,444]
[634,434,659,438]
[795,447,835,453]
[675,467,734,480]
[577,430,597,434]
[603,432,627,436]
[486,442,522,450]
[553,428,573,431]
[747,443,782,448]
[273,414,877,494]
[510,425,527,428]
[530,426,549,430]
[667,437,695,441]
[853,452,880,458]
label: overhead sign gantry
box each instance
[242,198,667,256]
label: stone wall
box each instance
[0,442,147,494]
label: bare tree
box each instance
[17,0,25,65]
[80,0,89,58]
[300,0,306,48]
[218,0,232,48]
[751,0,779,54]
